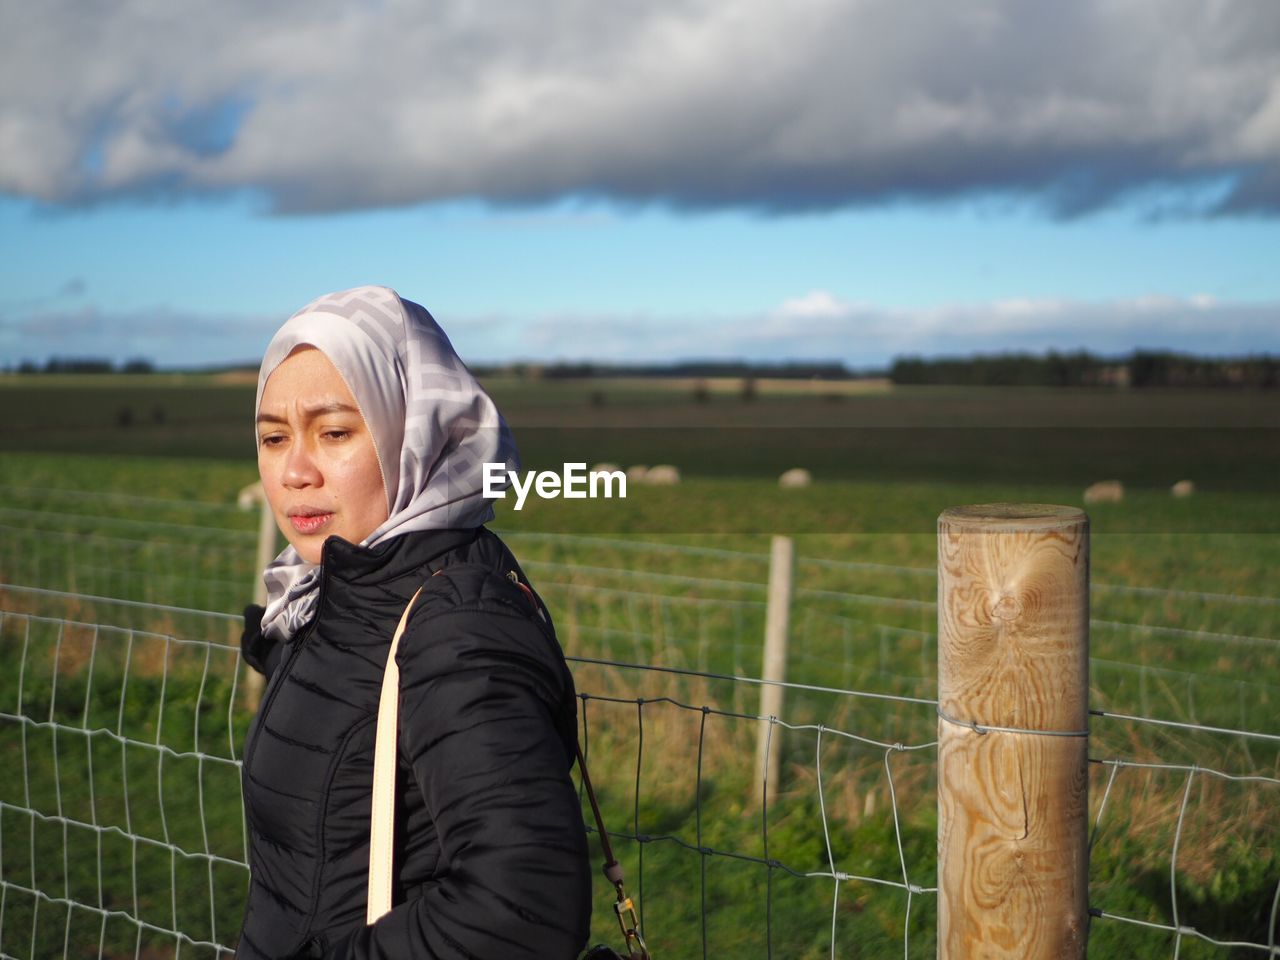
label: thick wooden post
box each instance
[937,504,1089,959]
[755,535,793,807]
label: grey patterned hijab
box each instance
[255,285,518,642]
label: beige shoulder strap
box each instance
[367,586,424,925]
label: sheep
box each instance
[645,464,681,485]
[779,468,812,488]
[1083,480,1124,504]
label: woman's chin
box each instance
[289,538,325,565]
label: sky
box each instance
[1,0,1278,370]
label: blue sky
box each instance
[2,1,1278,369]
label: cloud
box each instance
[475,292,1280,367]
[0,302,278,367]
[776,291,856,320]
[0,277,87,313]
[3,292,1276,369]
[2,1,1279,215]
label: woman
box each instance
[237,285,592,959]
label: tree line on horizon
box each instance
[5,350,1278,388]
[9,357,155,375]
[889,350,1279,388]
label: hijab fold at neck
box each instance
[255,285,518,642]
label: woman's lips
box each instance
[289,512,334,535]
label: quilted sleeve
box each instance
[322,592,591,960]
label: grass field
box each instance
[0,380,1277,957]
[3,375,1278,493]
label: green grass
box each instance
[0,615,250,959]
[3,376,1278,490]
[0,380,1277,957]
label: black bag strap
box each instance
[576,742,650,960]
[506,571,651,960]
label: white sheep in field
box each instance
[1171,479,1195,498]
[1083,480,1124,504]
[779,468,812,488]
[645,464,681,485]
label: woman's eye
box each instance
[323,429,351,441]
[259,434,286,448]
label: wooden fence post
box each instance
[937,504,1089,959]
[238,481,278,710]
[756,535,793,807]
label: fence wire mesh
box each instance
[0,610,248,959]
[0,594,1275,957]
[0,491,1275,956]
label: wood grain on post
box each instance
[937,504,1089,960]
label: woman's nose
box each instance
[282,438,322,488]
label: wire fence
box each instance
[0,591,1275,956]
[0,609,247,959]
[0,488,1276,955]
[3,515,1277,739]
[0,600,947,958]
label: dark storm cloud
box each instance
[2,0,1279,215]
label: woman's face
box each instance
[256,346,390,564]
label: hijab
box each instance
[255,284,518,641]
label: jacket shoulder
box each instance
[413,562,541,621]
[395,543,579,764]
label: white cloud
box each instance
[775,291,855,320]
[0,301,277,367]
[3,292,1277,370]
[2,1,1279,214]
[488,292,1280,367]
[990,298,1069,319]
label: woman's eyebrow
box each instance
[256,402,361,426]
[304,401,361,416]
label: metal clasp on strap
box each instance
[508,570,548,623]
[577,742,652,959]
[611,879,649,960]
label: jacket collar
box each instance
[317,527,483,590]
[281,527,491,647]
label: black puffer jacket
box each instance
[237,527,591,959]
